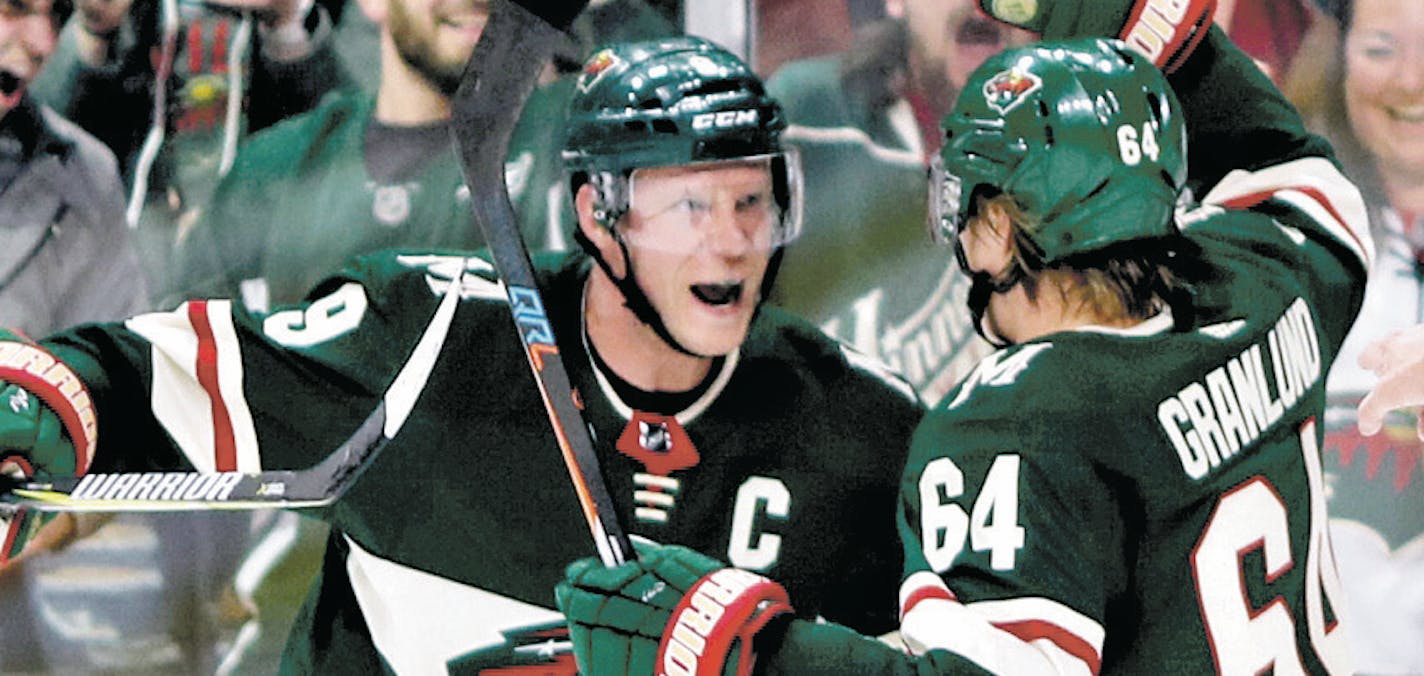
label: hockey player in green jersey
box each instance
[555,0,1375,674]
[0,34,924,673]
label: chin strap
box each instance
[955,238,1026,349]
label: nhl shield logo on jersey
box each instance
[983,67,1043,115]
[371,183,412,225]
[617,411,700,524]
[639,420,672,453]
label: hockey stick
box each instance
[0,279,464,515]
[450,0,634,567]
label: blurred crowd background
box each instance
[0,0,1420,673]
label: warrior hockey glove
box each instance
[0,330,95,565]
[978,0,1215,72]
[555,544,794,676]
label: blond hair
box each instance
[983,193,1188,324]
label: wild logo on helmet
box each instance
[983,68,1043,115]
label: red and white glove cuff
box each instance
[1118,0,1216,73]
[0,340,97,475]
[656,568,794,676]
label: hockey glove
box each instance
[0,331,96,565]
[1,385,78,564]
[978,0,1215,72]
[555,544,794,676]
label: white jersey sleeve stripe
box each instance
[204,301,261,472]
[125,301,260,473]
[1200,157,1373,271]
[899,571,1104,675]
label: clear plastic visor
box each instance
[928,154,966,245]
[621,152,803,254]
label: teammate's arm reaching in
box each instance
[0,255,466,564]
[554,0,1369,673]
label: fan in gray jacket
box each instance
[0,0,150,672]
[0,97,147,336]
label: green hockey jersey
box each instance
[166,91,550,312]
[7,249,923,674]
[891,32,1372,676]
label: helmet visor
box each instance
[621,151,803,254]
[928,154,965,245]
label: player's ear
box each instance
[982,200,1014,240]
[575,183,627,278]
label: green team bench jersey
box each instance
[9,249,923,674]
[167,91,548,312]
[892,34,1372,676]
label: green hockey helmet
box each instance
[563,35,802,247]
[929,38,1187,264]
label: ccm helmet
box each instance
[930,38,1187,265]
[563,35,802,245]
[561,36,802,357]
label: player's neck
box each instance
[995,276,1139,342]
[582,272,714,393]
[374,39,452,125]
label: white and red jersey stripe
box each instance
[1200,156,1373,274]
[898,571,1106,676]
[125,300,260,474]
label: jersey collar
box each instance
[1071,308,1176,337]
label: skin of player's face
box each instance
[386,0,488,94]
[1344,0,1424,181]
[902,0,1023,92]
[0,0,57,115]
[619,162,776,357]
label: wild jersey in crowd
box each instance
[898,72,1370,676]
[168,92,513,312]
[23,249,921,673]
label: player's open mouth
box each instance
[0,72,19,95]
[691,282,743,306]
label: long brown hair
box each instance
[986,193,1200,326]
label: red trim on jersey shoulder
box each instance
[188,302,237,472]
[993,618,1103,675]
[0,341,96,474]
[1220,185,1369,256]
[900,583,956,619]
